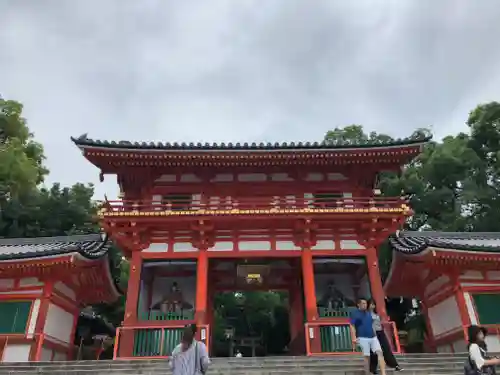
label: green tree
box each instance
[0,98,48,200]
[466,102,500,231]
[213,291,289,356]
[0,96,128,327]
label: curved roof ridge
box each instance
[71,134,432,151]
[0,233,104,246]
[398,231,500,239]
[0,233,110,261]
[390,230,500,255]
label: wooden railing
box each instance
[100,196,407,215]
[318,307,357,319]
[305,320,401,356]
[113,324,210,360]
[305,321,358,356]
[383,321,402,354]
[139,310,195,322]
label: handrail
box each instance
[382,321,402,354]
[100,196,408,213]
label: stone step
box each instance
[0,369,467,375]
[0,358,467,368]
[0,360,466,369]
[1,355,469,368]
[0,354,471,375]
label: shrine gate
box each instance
[72,134,430,357]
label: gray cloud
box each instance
[1,0,500,198]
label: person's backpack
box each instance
[464,355,497,375]
[464,356,480,375]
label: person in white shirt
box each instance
[235,350,243,358]
[467,325,500,375]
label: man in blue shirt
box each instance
[350,298,386,375]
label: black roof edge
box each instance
[70,134,432,151]
[0,233,110,261]
[388,230,500,255]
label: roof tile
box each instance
[71,134,432,151]
[0,233,110,260]
[389,231,500,254]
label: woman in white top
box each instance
[467,325,499,375]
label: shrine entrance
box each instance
[211,291,291,357]
[208,259,304,357]
[131,256,371,358]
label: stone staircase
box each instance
[0,353,468,375]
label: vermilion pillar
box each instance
[195,249,208,326]
[455,284,471,341]
[366,247,388,321]
[301,248,318,320]
[301,247,320,353]
[119,251,142,357]
[30,282,53,361]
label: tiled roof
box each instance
[389,231,500,255]
[71,133,431,151]
[0,233,111,261]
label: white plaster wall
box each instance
[239,241,271,251]
[428,296,462,336]
[44,303,75,344]
[425,276,450,296]
[143,243,168,253]
[151,276,196,310]
[2,344,31,362]
[54,282,76,301]
[460,271,484,280]
[19,278,43,287]
[463,292,478,325]
[26,299,41,337]
[276,241,301,251]
[485,335,500,353]
[0,289,42,296]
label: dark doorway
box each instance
[210,291,290,357]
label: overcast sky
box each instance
[1,0,500,199]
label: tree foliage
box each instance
[323,102,500,340]
[212,292,290,356]
[0,96,127,326]
[4,94,500,352]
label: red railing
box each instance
[113,324,210,360]
[304,320,401,356]
[305,321,358,356]
[101,196,407,214]
[383,321,402,354]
